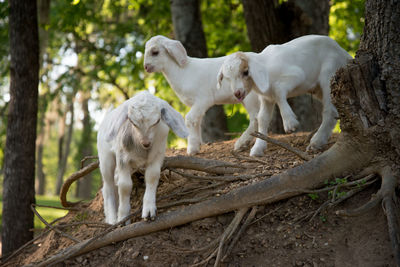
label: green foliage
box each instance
[329,0,365,56]
[0,0,368,197]
[0,195,70,230]
[307,193,319,201]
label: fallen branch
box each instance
[251,132,312,161]
[34,137,374,266]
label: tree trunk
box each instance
[75,92,93,199]
[170,0,228,143]
[242,0,330,133]
[2,0,39,257]
[330,0,400,262]
[55,99,75,195]
[35,0,51,195]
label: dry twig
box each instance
[31,204,81,243]
[251,131,311,161]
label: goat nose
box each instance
[141,140,151,148]
[234,90,242,99]
[144,64,151,72]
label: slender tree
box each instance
[242,0,330,133]
[170,0,228,143]
[2,0,39,256]
[36,0,51,195]
[75,91,93,199]
[55,97,75,195]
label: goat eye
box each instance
[152,118,160,127]
[243,70,249,76]
[152,51,159,56]
[128,118,138,128]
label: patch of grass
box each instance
[34,195,70,229]
[0,195,77,230]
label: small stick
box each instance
[158,196,210,210]
[251,132,311,161]
[80,155,99,169]
[231,151,269,165]
[222,206,258,262]
[159,182,226,201]
[34,203,79,211]
[214,208,249,267]
[31,204,81,243]
[171,168,272,182]
[55,221,110,229]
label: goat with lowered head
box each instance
[217,35,352,156]
[97,91,188,224]
[143,35,260,155]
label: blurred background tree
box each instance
[0,0,365,201]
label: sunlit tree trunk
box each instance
[75,91,93,199]
[55,99,75,195]
[170,0,228,143]
[242,0,330,133]
[35,0,51,195]
[2,0,39,256]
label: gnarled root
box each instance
[35,135,374,266]
[337,165,399,266]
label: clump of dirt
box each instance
[4,133,395,266]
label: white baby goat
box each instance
[97,91,188,224]
[143,35,260,155]
[217,35,352,156]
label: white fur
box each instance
[97,91,188,224]
[218,35,352,156]
[144,35,260,155]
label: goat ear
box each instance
[164,39,188,67]
[160,100,189,138]
[248,57,269,94]
[105,103,128,142]
[216,67,224,89]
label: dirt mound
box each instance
[4,133,395,266]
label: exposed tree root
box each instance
[60,156,245,207]
[221,206,258,262]
[60,161,99,207]
[191,208,249,267]
[163,156,245,174]
[336,165,400,266]
[251,131,312,161]
[32,136,374,266]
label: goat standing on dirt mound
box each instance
[217,35,352,156]
[97,91,188,224]
[143,35,260,155]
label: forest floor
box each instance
[4,133,395,267]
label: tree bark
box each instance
[242,0,330,133]
[170,0,228,143]
[55,99,75,195]
[2,0,39,256]
[75,92,93,199]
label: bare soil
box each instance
[4,133,395,266]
